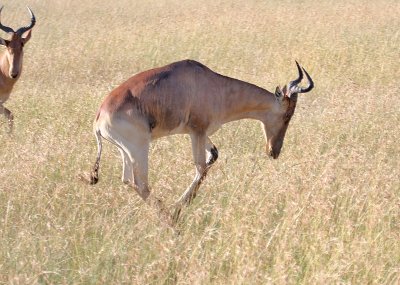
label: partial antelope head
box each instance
[263,62,314,159]
[0,6,35,79]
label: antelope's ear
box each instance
[22,29,32,44]
[275,86,283,100]
[0,37,8,46]
[282,85,289,97]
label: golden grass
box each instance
[0,0,399,283]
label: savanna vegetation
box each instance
[0,0,399,283]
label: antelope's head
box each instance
[0,6,35,79]
[263,61,314,159]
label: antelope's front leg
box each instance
[206,138,218,167]
[177,132,207,206]
[0,105,13,133]
[174,135,218,222]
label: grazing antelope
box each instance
[83,59,313,223]
[0,6,35,132]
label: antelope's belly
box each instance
[151,122,189,140]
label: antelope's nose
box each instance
[10,72,19,79]
[268,148,280,159]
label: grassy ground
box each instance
[0,0,399,284]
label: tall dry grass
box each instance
[0,0,399,284]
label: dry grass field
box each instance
[0,0,399,284]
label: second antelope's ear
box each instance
[22,29,32,44]
[275,86,283,100]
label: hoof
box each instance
[78,172,98,185]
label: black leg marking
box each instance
[207,145,218,166]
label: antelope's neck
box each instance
[0,52,16,90]
[0,52,16,104]
[220,77,276,123]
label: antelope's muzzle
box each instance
[268,148,280,159]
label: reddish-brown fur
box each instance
[97,60,279,138]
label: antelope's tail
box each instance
[79,127,102,185]
[88,128,102,184]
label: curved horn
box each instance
[289,62,314,94]
[16,7,36,35]
[298,67,314,93]
[288,61,303,91]
[0,6,15,34]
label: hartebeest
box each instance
[83,59,314,223]
[0,6,35,132]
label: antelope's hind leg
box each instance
[119,148,133,185]
[106,119,172,224]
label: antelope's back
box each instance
[98,60,221,133]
